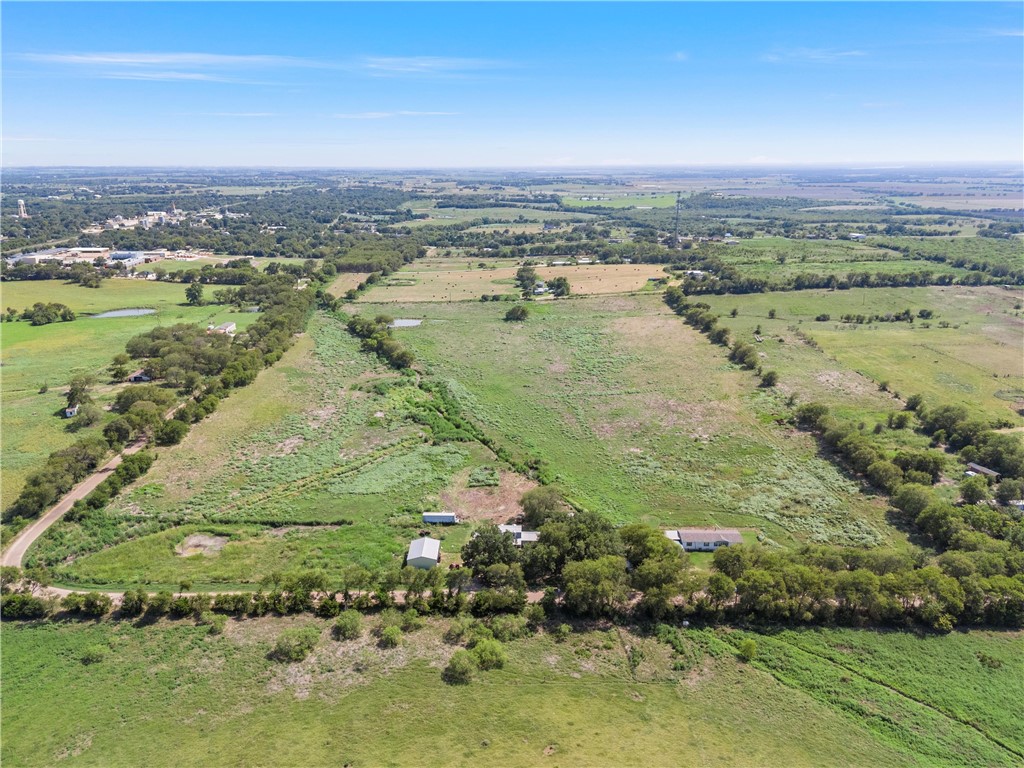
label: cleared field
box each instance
[2,619,1019,768]
[404,204,593,228]
[0,280,257,509]
[358,263,670,302]
[701,286,1024,425]
[362,295,894,547]
[326,271,371,296]
[561,193,680,208]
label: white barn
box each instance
[407,536,441,569]
[422,511,459,525]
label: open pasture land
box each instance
[326,271,371,296]
[359,262,670,303]
[879,235,1024,271]
[34,315,514,589]
[700,286,1024,425]
[363,295,894,547]
[2,618,1019,768]
[707,237,972,280]
[0,280,256,509]
[403,203,592,228]
[560,192,680,209]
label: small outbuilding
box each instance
[966,463,1001,482]
[407,536,441,569]
[665,528,744,552]
[423,511,459,525]
[127,369,151,383]
[64,404,80,418]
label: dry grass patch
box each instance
[440,469,538,524]
[175,534,228,557]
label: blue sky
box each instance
[3,2,1022,167]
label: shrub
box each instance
[380,625,402,648]
[80,644,108,665]
[738,638,757,662]
[443,649,476,685]
[760,370,779,388]
[120,589,148,617]
[554,623,572,642]
[80,592,113,617]
[471,638,507,670]
[1,593,50,619]
[272,627,320,662]
[401,608,425,632]
[333,610,362,641]
[315,596,341,618]
[198,611,227,635]
[155,419,189,446]
[504,305,529,322]
[147,590,173,615]
[489,613,529,642]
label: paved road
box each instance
[1,437,147,569]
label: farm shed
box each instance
[966,463,1001,481]
[665,528,743,552]
[127,369,152,383]
[407,537,441,569]
[64,404,79,418]
[423,511,459,525]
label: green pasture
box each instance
[700,286,1024,425]
[561,193,679,209]
[362,295,894,547]
[404,205,592,228]
[0,279,259,509]
[35,317,501,586]
[2,618,1019,767]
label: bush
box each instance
[504,305,529,322]
[80,592,113,617]
[471,638,507,670]
[333,610,362,641]
[155,419,189,446]
[380,625,402,648]
[401,608,425,632]
[80,644,108,665]
[554,623,572,642]
[760,370,779,388]
[1,593,50,619]
[443,649,476,685]
[120,588,148,617]
[738,638,757,662]
[272,627,320,662]
[199,611,227,635]
[489,613,529,642]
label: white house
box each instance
[498,524,540,547]
[422,511,459,525]
[664,528,743,552]
[407,537,441,569]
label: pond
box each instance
[90,308,156,318]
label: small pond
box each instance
[90,308,156,318]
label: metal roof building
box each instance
[407,536,441,569]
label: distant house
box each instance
[848,233,867,241]
[533,281,549,295]
[966,463,1001,481]
[127,369,151,383]
[407,536,441,569]
[664,528,743,552]
[422,511,459,525]
[64,404,80,418]
[209,322,236,335]
[498,524,540,547]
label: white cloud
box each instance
[359,56,504,76]
[334,111,459,119]
[986,29,1024,37]
[761,48,866,63]
[100,71,257,83]
[669,51,689,62]
[20,52,318,68]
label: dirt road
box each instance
[1,437,147,569]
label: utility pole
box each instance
[673,192,682,249]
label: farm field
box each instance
[560,192,680,208]
[326,271,371,296]
[700,286,1024,425]
[32,314,518,589]
[2,618,1020,768]
[404,204,592,228]
[0,279,258,509]
[360,295,895,547]
[359,262,670,303]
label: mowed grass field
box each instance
[361,295,894,547]
[560,193,680,208]
[403,204,592,228]
[359,262,670,303]
[2,618,1019,768]
[0,279,257,509]
[700,286,1024,425]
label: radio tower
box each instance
[17,199,29,219]
[673,192,682,249]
